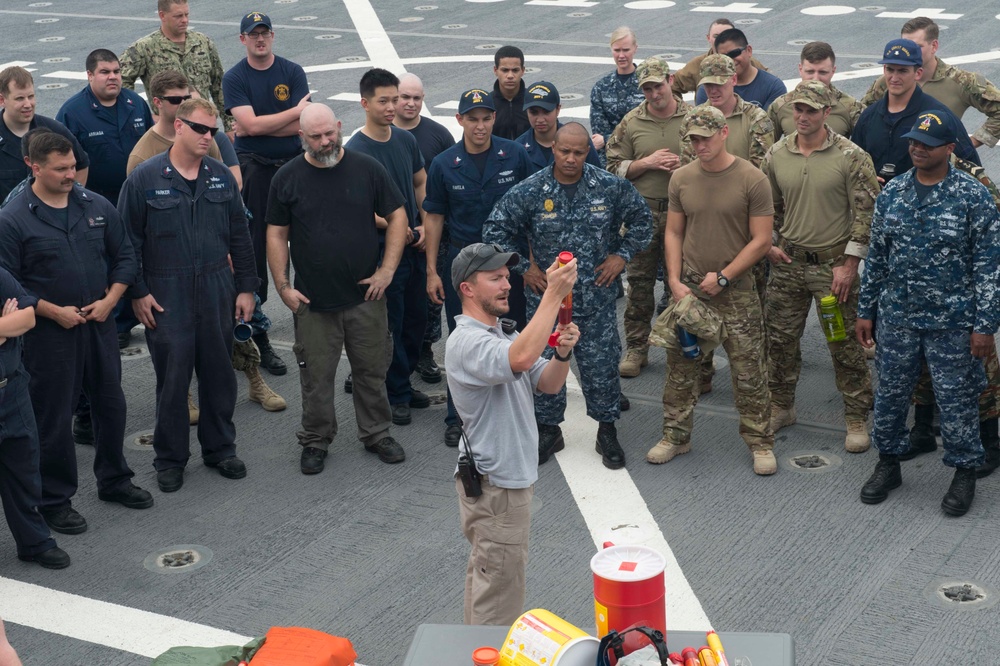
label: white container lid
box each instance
[590,545,666,582]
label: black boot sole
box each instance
[941,496,973,516]
[595,442,626,470]
[860,476,902,504]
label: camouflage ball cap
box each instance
[789,80,833,109]
[684,105,727,138]
[636,57,670,87]
[698,54,736,86]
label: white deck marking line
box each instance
[342,0,407,74]
[0,576,252,659]
[557,375,713,631]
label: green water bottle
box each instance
[819,294,847,342]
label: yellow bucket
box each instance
[499,609,599,666]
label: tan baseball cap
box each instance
[636,57,670,87]
[684,105,727,138]
[788,80,833,109]
[698,54,736,86]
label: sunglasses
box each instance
[462,243,507,282]
[724,46,747,59]
[159,94,192,105]
[178,117,219,137]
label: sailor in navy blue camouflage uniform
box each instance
[485,123,651,469]
[589,27,646,166]
[857,111,1000,517]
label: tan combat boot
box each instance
[646,439,691,464]
[188,391,199,425]
[770,405,797,433]
[246,366,287,411]
[752,448,777,476]
[619,348,648,378]
[845,420,871,453]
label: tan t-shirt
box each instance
[126,127,222,175]
[668,156,773,278]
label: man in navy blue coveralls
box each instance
[422,89,530,447]
[0,132,152,536]
[119,98,258,494]
[0,267,70,569]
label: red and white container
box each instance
[591,544,667,639]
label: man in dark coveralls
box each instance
[0,132,152,536]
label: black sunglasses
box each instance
[159,94,192,105]
[463,243,507,281]
[724,46,747,59]
[179,117,219,137]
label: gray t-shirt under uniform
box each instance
[446,315,547,489]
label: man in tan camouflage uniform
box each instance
[606,57,692,379]
[120,0,229,130]
[652,106,776,475]
[904,153,1000,477]
[860,17,1000,149]
[760,81,877,452]
[768,42,864,141]
[673,18,768,96]
[678,54,773,391]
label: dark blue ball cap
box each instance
[878,39,922,67]
[523,81,560,111]
[240,11,272,34]
[458,88,495,115]
[902,110,957,147]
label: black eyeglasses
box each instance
[724,46,747,59]
[245,29,272,39]
[178,117,219,137]
[159,94,192,105]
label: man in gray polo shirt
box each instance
[447,242,579,625]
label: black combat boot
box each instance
[253,332,287,376]
[595,422,625,470]
[976,417,999,479]
[416,342,442,383]
[900,403,936,460]
[941,467,977,516]
[537,424,565,465]
[860,454,902,504]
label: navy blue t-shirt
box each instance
[405,116,455,167]
[223,56,309,159]
[696,68,787,109]
[346,126,424,227]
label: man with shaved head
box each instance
[393,72,455,385]
[267,103,409,473]
[485,122,652,469]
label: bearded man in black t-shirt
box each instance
[266,103,409,474]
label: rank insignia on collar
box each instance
[498,149,505,157]
[544,199,554,212]
[454,156,462,164]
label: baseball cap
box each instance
[788,80,833,109]
[878,39,922,67]
[457,88,495,115]
[684,105,727,138]
[698,54,736,86]
[902,110,957,147]
[524,81,560,111]
[636,57,670,87]
[240,11,272,34]
[451,243,520,293]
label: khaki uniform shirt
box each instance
[126,127,222,176]
[860,56,1000,146]
[605,98,693,201]
[673,51,769,95]
[760,126,878,256]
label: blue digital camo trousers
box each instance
[873,326,986,468]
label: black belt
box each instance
[777,238,848,265]
[643,196,669,212]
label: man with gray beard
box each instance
[266,103,409,474]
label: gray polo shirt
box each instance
[445,315,547,488]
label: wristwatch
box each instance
[553,348,573,362]
[717,271,730,288]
